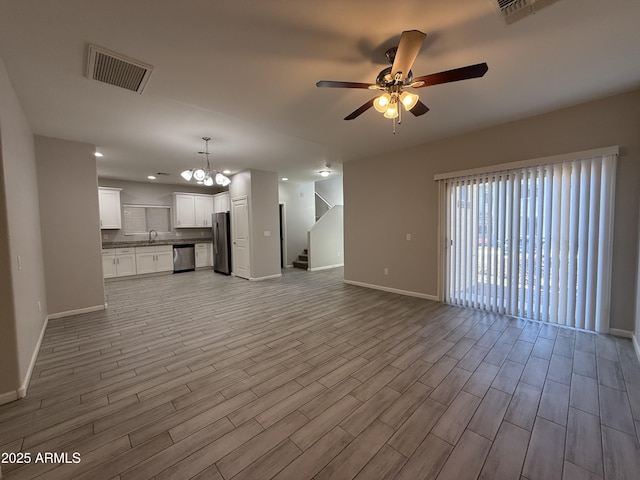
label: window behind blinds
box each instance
[442,152,616,333]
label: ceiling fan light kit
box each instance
[316,30,488,133]
[181,137,231,187]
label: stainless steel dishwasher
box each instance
[173,244,195,273]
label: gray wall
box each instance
[0,58,48,400]
[278,181,315,266]
[344,88,640,332]
[36,136,105,316]
[98,178,216,243]
[315,176,344,206]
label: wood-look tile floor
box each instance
[1,267,640,480]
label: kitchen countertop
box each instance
[102,239,212,249]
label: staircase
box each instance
[292,249,308,270]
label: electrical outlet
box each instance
[38,301,42,312]
[17,255,22,271]
[384,268,389,275]
[406,233,412,241]
[264,231,271,237]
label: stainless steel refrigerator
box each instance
[212,212,231,275]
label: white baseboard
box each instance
[609,329,640,363]
[343,279,439,301]
[250,273,283,281]
[308,263,344,272]
[47,304,106,320]
[0,390,18,406]
[609,328,633,338]
[0,314,49,406]
[17,315,49,398]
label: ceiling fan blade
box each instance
[412,62,488,88]
[316,80,374,89]
[344,98,375,120]
[391,30,427,81]
[409,100,430,116]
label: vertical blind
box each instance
[442,152,617,333]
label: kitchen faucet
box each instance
[148,229,158,243]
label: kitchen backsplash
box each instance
[101,228,213,245]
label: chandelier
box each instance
[180,137,231,187]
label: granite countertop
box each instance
[102,239,212,249]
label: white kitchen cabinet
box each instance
[155,247,174,272]
[194,195,214,227]
[174,194,196,228]
[135,245,173,274]
[174,193,214,228]
[213,192,230,213]
[98,187,122,229]
[102,249,117,278]
[102,248,136,278]
[195,242,212,268]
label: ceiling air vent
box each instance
[495,0,560,25]
[86,45,153,94]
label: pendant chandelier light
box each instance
[181,137,231,187]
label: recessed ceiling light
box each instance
[281,177,289,181]
[147,175,156,180]
[94,152,103,157]
[223,169,231,174]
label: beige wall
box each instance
[248,169,281,279]
[35,136,105,316]
[344,88,640,331]
[229,169,281,279]
[309,205,344,270]
[0,58,48,401]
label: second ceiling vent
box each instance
[496,0,561,24]
[86,45,153,94]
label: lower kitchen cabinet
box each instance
[102,248,137,278]
[135,245,173,274]
[195,243,213,268]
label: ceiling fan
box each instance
[316,30,488,131]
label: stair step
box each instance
[292,260,308,270]
[298,254,308,261]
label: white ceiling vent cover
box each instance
[86,45,153,94]
[495,0,560,24]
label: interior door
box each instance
[231,196,250,279]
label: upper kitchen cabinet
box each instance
[194,195,214,227]
[173,193,214,228]
[213,192,230,213]
[98,187,122,229]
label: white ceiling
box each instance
[0,0,639,185]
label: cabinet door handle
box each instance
[117,258,120,265]
[113,258,116,265]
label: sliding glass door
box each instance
[442,152,616,333]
